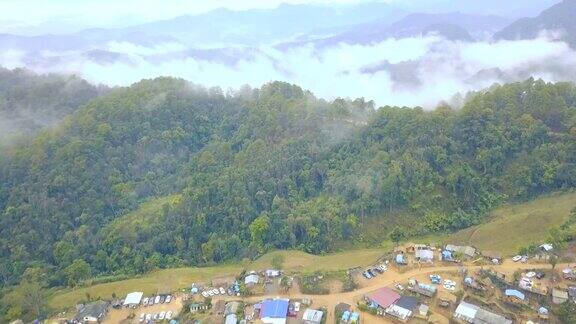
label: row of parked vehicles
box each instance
[363,263,388,279]
[201,287,226,298]
[139,311,173,322]
[142,294,172,306]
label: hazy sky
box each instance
[0,0,370,33]
[0,0,559,34]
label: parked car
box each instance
[430,274,442,284]
[373,267,383,274]
[165,295,172,303]
[368,269,377,277]
[212,288,219,295]
[166,311,173,320]
[145,314,152,321]
[139,313,145,322]
[202,291,209,298]
[207,290,214,297]
[159,295,166,303]
[512,255,522,262]
[520,255,529,263]
[219,287,226,294]
[395,283,405,291]
[142,297,148,306]
[363,271,372,279]
[159,311,166,320]
[154,295,160,304]
[153,313,159,320]
[536,272,546,279]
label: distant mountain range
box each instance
[495,0,576,47]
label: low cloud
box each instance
[2,35,576,108]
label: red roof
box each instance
[366,287,400,308]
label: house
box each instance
[365,287,401,309]
[265,270,281,277]
[302,309,324,324]
[408,281,437,297]
[552,288,569,304]
[418,304,429,318]
[519,277,548,295]
[245,274,260,287]
[474,308,513,324]
[225,302,242,316]
[75,301,109,322]
[395,253,407,265]
[453,301,511,324]
[260,298,289,324]
[415,249,434,262]
[538,306,549,320]
[454,301,478,322]
[386,296,418,322]
[539,243,553,252]
[225,314,238,324]
[123,292,143,307]
[445,245,476,258]
[504,289,526,304]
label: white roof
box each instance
[455,301,479,320]
[123,291,143,305]
[245,274,259,284]
[415,249,434,260]
[540,243,553,251]
[386,304,412,320]
[302,309,324,322]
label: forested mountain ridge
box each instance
[0,77,575,303]
[0,68,106,143]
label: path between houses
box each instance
[214,261,565,323]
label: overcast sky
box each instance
[0,0,372,33]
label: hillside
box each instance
[445,191,576,255]
[495,0,576,48]
[0,68,106,143]
[0,78,575,315]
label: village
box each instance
[59,242,576,324]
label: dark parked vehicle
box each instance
[536,272,545,279]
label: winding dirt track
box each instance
[214,261,566,323]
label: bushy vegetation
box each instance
[0,76,575,320]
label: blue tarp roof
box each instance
[341,311,350,321]
[505,289,525,300]
[261,299,289,319]
[395,254,405,263]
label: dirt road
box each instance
[214,261,564,323]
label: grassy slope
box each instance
[443,191,576,255]
[49,249,383,310]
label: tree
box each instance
[389,227,405,245]
[548,254,558,269]
[271,254,285,270]
[64,259,92,286]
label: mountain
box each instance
[0,77,574,298]
[0,68,107,143]
[298,12,512,48]
[495,0,576,47]
[0,3,405,53]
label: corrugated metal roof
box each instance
[366,287,400,308]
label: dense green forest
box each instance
[0,75,575,320]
